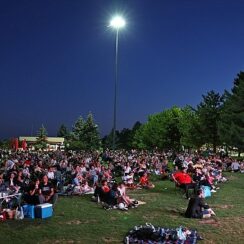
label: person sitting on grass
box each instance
[103,167,113,182]
[104,183,119,209]
[161,158,169,180]
[25,178,41,205]
[39,175,58,206]
[122,171,135,188]
[204,171,217,193]
[185,189,216,219]
[94,179,110,203]
[8,172,20,193]
[47,167,55,181]
[80,180,94,194]
[240,162,244,173]
[123,162,132,176]
[73,173,83,187]
[117,182,137,208]
[172,167,196,199]
[89,166,99,187]
[231,160,240,172]
[138,172,155,189]
[73,174,88,194]
[15,170,25,190]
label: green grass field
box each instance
[1,172,244,244]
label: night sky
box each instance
[1,0,244,139]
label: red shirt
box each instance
[102,185,110,193]
[140,175,149,185]
[24,160,31,166]
[173,171,192,184]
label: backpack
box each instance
[201,186,211,198]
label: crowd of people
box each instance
[0,148,243,217]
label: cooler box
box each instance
[22,204,35,219]
[35,203,53,219]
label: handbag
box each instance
[201,185,211,198]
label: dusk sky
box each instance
[1,0,244,139]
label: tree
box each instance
[57,124,70,139]
[102,129,119,149]
[82,112,101,150]
[72,116,85,141]
[179,106,203,149]
[35,125,48,150]
[129,121,142,149]
[117,128,132,149]
[102,121,142,150]
[133,107,182,151]
[196,90,224,152]
[133,124,148,149]
[70,113,101,150]
[219,72,244,154]
[0,139,11,149]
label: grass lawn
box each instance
[1,172,244,244]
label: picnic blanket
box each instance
[124,223,202,243]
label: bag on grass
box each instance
[202,186,211,198]
[15,206,24,220]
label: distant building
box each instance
[19,136,65,151]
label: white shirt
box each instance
[47,171,54,179]
[231,162,240,170]
[124,166,131,174]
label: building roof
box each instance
[19,136,64,144]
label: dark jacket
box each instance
[185,196,209,218]
[0,182,7,192]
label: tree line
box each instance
[133,71,244,154]
[132,71,244,154]
[1,71,243,154]
[55,71,244,154]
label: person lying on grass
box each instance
[185,189,215,219]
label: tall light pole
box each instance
[109,16,126,150]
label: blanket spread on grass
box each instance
[124,223,202,244]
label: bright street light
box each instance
[110,16,126,29]
[109,15,126,150]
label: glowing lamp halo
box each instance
[109,16,126,29]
